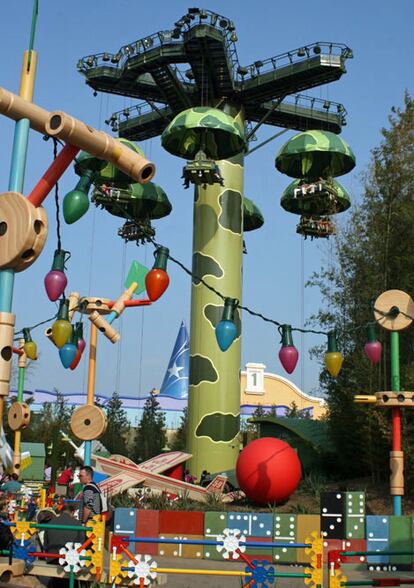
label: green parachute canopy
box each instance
[93,181,172,221]
[243,197,264,232]
[161,106,245,161]
[275,130,356,180]
[280,178,351,216]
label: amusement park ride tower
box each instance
[77,8,353,476]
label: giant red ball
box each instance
[236,437,301,505]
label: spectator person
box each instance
[199,470,211,487]
[184,469,197,484]
[43,503,83,587]
[56,466,73,497]
[0,473,22,494]
[79,466,104,523]
[44,463,52,485]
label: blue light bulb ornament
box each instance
[215,298,238,351]
[58,327,79,369]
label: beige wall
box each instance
[241,363,326,419]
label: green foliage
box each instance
[21,389,75,483]
[100,391,130,456]
[135,393,167,462]
[170,406,187,451]
[309,92,414,482]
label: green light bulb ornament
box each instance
[63,171,93,224]
[51,299,73,348]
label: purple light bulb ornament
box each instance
[278,324,299,374]
[364,324,382,365]
[44,249,70,302]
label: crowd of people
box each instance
[0,465,108,587]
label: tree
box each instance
[285,401,301,418]
[170,407,187,451]
[135,393,166,462]
[100,391,130,456]
[29,389,74,483]
[309,93,414,481]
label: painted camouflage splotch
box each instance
[192,252,223,285]
[189,354,219,386]
[195,413,240,442]
[219,190,243,233]
[275,129,356,180]
[187,103,244,478]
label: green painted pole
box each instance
[187,104,244,478]
[390,330,402,515]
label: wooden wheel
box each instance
[374,290,414,331]
[70,405,107,440]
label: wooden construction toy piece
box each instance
[89,311,120,343]
[390,450,404,495]
[0,312,15,396]
[111,282,138,317]
[0,191,48,272]
[374,289,414,331]
[78,297,112,315]
[68,291,80,321]
[0,86,156,184]
[70,404,107,441]
[0,86,49,133]
[44,326,58,347]
[45,111,155,184]
[375,391,414,407]
[8,402,30,431]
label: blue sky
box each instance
[1,1,413,410]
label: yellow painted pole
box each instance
[20,50,37,100]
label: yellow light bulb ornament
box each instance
[325,331,343,377]
[23,328,37,360]
[51,299,73,348]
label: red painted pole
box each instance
[27,143,79,207]
[392,407,401,450]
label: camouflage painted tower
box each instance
[77,8,352,476]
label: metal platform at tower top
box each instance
[77,7,353,142]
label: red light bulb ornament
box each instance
[364,323,382,365]
[278,324,299,374]
[44,249,70,302]
[215,298,238,351]
[145,246,170,301]
[325,331,343,377]
[70,323,85,370]
[23,328,37,360]
[51,299,73,349]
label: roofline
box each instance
[241,370,326,406]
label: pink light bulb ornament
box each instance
[44,249,70,302]
[278,324,299,374]
[364,324,382,365]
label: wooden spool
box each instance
[89,311,120,343]
[44,327,58,348]
[0,192,48,273]
[70,405,107,441]
[78,297,112,315]
[390,450,404,495]
[0,312,15,396]
[374,289,414,331]
[8,402,30,431]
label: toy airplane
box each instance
[61,431,230,503]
